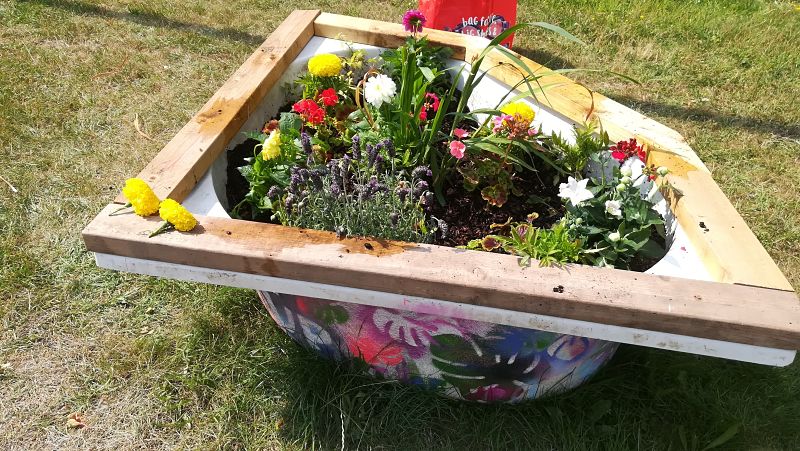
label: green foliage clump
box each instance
[548,122,610,177]
[565,152,667,269]
[466,220,584,267]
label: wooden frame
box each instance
[85,10,800,350]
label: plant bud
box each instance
[620,167,632,177]
[574,217,583,225]
[657,166,669,176]
[616,183,627,192]
[620,176,632,185]
[608,231,621,242]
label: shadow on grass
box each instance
[610,94,800,140]
[20,0,265,46]
[513,47,800,140]
[151,288,800,450]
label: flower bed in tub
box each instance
[83,10,800,403]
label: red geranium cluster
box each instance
[418,92,440,121]
[292,89,340,126]
[292,99,325,125]
[610,138,646,163]
[317,88,339,107]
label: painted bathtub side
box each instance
[260,291,619,402]
[94,253,797,367]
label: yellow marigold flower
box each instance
[308,53,342,77]
[500,102,536,125]
[158,199,197,232]
[121,178,160,216]
[261,129,281,161]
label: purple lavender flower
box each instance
[367,144,378,168]
[382,139,396,158]
[413,180,429,197]
[351,135,361,160]
[301,132,312,155]
[341,155,352,180]
[397,187,410,203]
[266,185,282,200]
[402,9,426,34]
[289,171,302,194]
[411,165,431,180]
[374,154,384,173]
[285,193,296,210]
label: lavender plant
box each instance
[272,136,445,243]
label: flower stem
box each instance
[148,221,173,238]
[109,203,132,216]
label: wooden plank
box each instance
[467,45,793,291]
[116,9,321,204]
[313,12,485,60]
[83,204,800,349]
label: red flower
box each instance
[318,88,339,107]
[292,98,325,125]
[419,110,427,121]
[424,92,440,112]
[609,138,645,163]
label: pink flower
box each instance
[527,127,537,137]
[419,110,427,121]
[449,140,466,159]
[424,92,440,111]
[402,9,426,33]
[453,128,469,139]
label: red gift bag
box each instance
[418,0,517,47]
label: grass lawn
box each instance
[1,0,799,449]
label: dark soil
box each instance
[430,173,565,247]
[225,138,261,220]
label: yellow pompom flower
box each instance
[157,199,197,232]
[261,129,282,161]
[500,102,536,125]
[308,53,342,77]
[120,178,160,216]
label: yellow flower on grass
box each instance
[308,53,342,77]
[261,129,282,161]
[500,102,536,125]
[158,199,197,232]
[121,178,160,216]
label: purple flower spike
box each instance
[301,132,312,155]
[382,139,396,158]
[402,9,426,34]
[351,135,361,160]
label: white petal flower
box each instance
[558,176,594,206]
[621,157,646,187]
[608,231,621,242]
[363,74,396,108]
[604,200,622,218]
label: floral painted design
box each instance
[260,292,618,403]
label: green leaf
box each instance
[701,422,741,450]
[419,66,435,82]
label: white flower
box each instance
[558,176,594,206]
[363,74,396,108]
[605,200,622,218]
[621,157,646,187]
[608,231,621,242]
